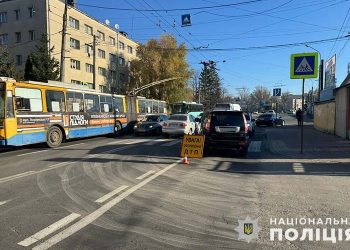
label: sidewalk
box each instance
[267,121,350,159]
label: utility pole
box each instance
[318,59,324,101]
[59,0,68,82]
[93,34,97,90]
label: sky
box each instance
[77,0,350,96]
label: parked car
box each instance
[162,114,196,137]
[134,115,168,136]
[203,110,250,156]
[244,112,256,137]
[255,113,285,127]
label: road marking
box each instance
[162,140,180,147]
[18,213,81,247]
[0,199,11,206]
[95,185,129,203]
[136,170,155,180]
[0,145,135,185]
[0,171,36,184]
[16,143,85,157]
[144,139,170,145]
[32,160,181,250]
[293,163,305,173]
[248,141,262,153]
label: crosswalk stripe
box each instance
[144,139,171,145]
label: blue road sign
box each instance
[290,52,318,79]
[181,14,191,27]
[273,88,282,97]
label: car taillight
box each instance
[204,120,210,131]
[180,123,187,127]
[244,123,249,133]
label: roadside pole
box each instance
[301,78,305,154]
[290,52,319,155]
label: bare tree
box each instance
[250,86,271,111]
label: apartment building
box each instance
[0,0,138,93]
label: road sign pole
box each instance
[301,78,305,154]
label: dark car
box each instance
[203,111,250,156]
[255,113,285,127]
[134,115,168,136]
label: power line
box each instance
[328,7,350,58]
[76,0,265,12]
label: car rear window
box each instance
[146,115,159,122]
[169,115,187,121]
[211,112,244,127]
[259,114,273,118]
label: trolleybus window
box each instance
[114,96,124,113]
[6,91,14,118]
[0,89,4,119]
[67,92,84,112]
[84,94,100,112]
[15,87,43,112]
[100,95,113,112]
[46,90,65,112]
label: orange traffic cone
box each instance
[182,155,189,165]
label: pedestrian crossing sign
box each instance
[290,52,318,79]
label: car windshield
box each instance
[211,113,243,127]
[169,115,187,121]
[145,116,159,122]
[0,90,5,119]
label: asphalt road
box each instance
[1,114,350,249]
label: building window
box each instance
[15,32,21,43]
[109,53,117,62]
[86,63,93,73]
[0,34,9,46]
[97,31,105,41]
[69,17,79,30]
[98,67,107,76]
[119,57,125,66]
[98,49,105,59]
[0,12,7,23]
[16,55,22,66]
[14,9,20,20]
[86,45,93,56]
[28,30,35,41]
[85,24,93,36]
[127,46,133,54]
[70,38,80,49]
[119,41,125,50]
[71,80,82,85]
[28,7,34,18]
[70,59,80,70]
[109,37,115,46]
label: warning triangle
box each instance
[183,17,189,23]
[295,57,313,73]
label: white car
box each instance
[162,114,196,137]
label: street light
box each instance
[305,44,324,101]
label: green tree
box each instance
[199,61,223,112]
[129,35,192,103]
[0,45,23,79]
[24,34,60,82]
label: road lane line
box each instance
[292,163,305,173]
[16,143,86,157]
[0,200,11,206]
[33,160,181,250]
[162,140,180,147]
[95,185,129,203]
[18,213,81,247]
[0,171,36,184]
[0,145,135,185]
[136,170,155,180]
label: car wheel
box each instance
[114,122,122,137]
